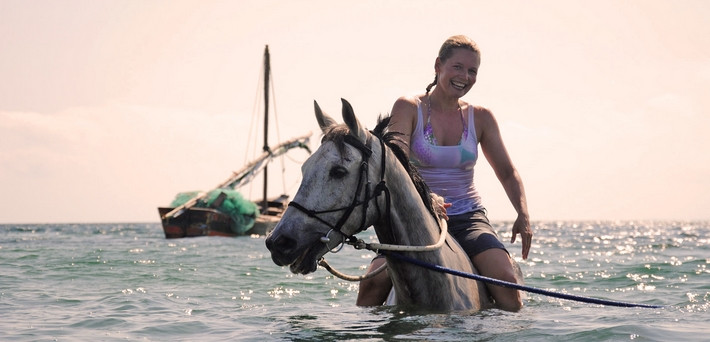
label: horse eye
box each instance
[329,166,348,179]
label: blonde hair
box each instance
[426,35,481,94]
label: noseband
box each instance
[288,133,390,249]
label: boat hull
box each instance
[158,196,286,238]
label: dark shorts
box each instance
[448,210,508,259]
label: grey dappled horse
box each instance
[265,99,491,312]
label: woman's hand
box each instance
[431,193,452,221]
[511,214,532,259]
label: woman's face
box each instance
[436,48,481,97]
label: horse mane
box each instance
[372,116,437,220]
[321,116,437,220]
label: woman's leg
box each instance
[472,248,523,312]
[356,257,392,306]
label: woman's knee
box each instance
[356,258,391,306]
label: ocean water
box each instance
[1,221,708,341]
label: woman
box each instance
[357,35,532,312]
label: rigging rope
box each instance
[242,47,292,198]
[244,58,264,199]
[245,57,263,168]
[268,65,289,193]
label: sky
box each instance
[1,0,709,223]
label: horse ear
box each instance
[314,100,337,133]
[341,98,367,142]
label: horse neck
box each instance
[372,152,440,246]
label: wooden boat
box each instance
[158,46,311,238]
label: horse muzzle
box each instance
[265,232,298,266]
[265,223,330,274]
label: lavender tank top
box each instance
[410,98,484,215]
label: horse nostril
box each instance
[266,234,296,253]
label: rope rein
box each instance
[318,219,447,281]
[351,219,448,252]
[383,251,664,309]
[319,247,663,308]
[318,258,387,281]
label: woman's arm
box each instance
[478,107,532,259]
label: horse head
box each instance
[265,99,385,274]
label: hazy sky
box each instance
[2,0,709,223]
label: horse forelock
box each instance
[320,124,351,158]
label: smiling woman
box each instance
[357,35,531,312]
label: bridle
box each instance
[288,133,391,250]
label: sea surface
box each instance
[1,221,708,341]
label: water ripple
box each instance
[1,222,708,341]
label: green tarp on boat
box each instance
[170,190,259,235]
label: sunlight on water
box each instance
[0,221,708,341]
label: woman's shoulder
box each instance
[471,105,501,140]
[393,95,422,108]
[472,104,495,122]
[388,95,424,136]
[391,95,423,118]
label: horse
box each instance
[265,99,492,312]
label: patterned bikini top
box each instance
[422,104,469,146]
[410,97,483,215]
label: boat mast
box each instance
[262,45,270,214]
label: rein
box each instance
[384,251,664,309]
[318,221,448,282]
[321,245,663,309]
[349,219,448,252]
[318,258,387,281]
